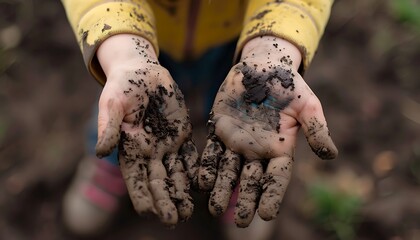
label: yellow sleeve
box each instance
[236,0,333,73]
[61,0,158,85]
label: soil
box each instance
[1,0,420,240]
[143,89,179,140]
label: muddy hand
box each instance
[94,34,199,226]
[198,37,338,227]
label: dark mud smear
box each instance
[251,9,272,20]
[220,63,295,132]
[142,86,178,141]
[237,63,295,104]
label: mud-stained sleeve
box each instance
[61,0,158,85]
[235,0,334,73]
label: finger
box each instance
[298,97,338,160]
[164,153,194,221]
[258,156,293,221]
[118,131,155,214]
[235,160,263,228]
[179,140,199,188]
[96,98,124,158]
[148,158,178,226]
[198,138,224,191]
[208,149,240,217]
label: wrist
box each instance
[97,34,158,77]
[241,36,302,71]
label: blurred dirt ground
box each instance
[0,0,419,239]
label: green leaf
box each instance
[390,0,420,27]
[308,183,362,240]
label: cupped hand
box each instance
[95,34,199,226]
[198,36,338,227]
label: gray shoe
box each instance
[62,157,126,236]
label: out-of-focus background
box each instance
[0,0,419,239]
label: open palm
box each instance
[95,36,199,226]
[199,54,338,227]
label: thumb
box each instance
[298,97,338,160]
[96,98,125,158]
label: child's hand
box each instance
[95,34,199,226]
[198,36,338,227]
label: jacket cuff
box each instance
[75,2,158,85]
[235,1,331,74]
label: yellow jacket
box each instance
[61,0,333,84]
